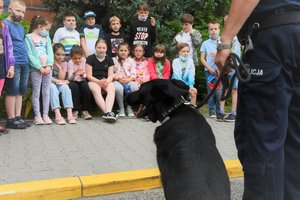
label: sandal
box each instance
[67,117,77,124]
[0,125,9,135]
[55,117,66,125]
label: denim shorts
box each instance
[4,63,30,96]
[228,70,239,89]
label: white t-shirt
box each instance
[182,32,194,59]
[53,27,80,55]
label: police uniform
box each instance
[235,1,300,199]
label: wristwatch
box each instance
[217,40,232,50]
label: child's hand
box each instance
[40,67,46,74]
[208,68,217,75]
[44,66,52,75]
[6,66,14,78]
[119,78,129,84]
[150,17,155,26]
[54,61,62,70]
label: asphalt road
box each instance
[81,177,244,200]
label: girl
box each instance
[172,43,197,105]
[0,0,15,134]
[25,16,53,125]
[132,44,149,87]
[147,44,171,80]
[113,42,138,117]
[50,43,76,125]
[67,45,92,120]
[86,39,117,122]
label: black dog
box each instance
[127,79,230,200]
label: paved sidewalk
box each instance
[0,115,237,185]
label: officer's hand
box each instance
[215,49,232,74]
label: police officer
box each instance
[215,1,300,199]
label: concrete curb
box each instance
[0,160,243,200]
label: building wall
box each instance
[5,0,56,21]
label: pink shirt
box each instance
[134,59,150,84]
[67,57,86,82]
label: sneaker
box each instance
[102,112,118,123]
[127,106,135,117]
[141,116,150,122]
[224,114,236,122]
[72,111,79,120]
[6,118,27,129]
[216,113,225,122]
[208,111,216,118]
[82,111,92,120]
[34,116,45,125]
[15,116,31,127]
[0,125,9,135]
[118,108,125,117]
[43,115,53,125]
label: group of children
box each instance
[0,0,240,134]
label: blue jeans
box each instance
[50,83,73,110]
[204,70,221,113]
[4,64,29,96]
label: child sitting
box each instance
[50,43,76,125]
[86,39,118,122]
[132,44,149,87]
[172,43,197,106]
[113,42,138,117]
[147,44,170,80]
[67,45,93,120]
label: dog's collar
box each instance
[159,96,187,124]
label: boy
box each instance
[3,0,29,129]
[53,11,80,59]
[105,16,126,58]
[79,10,105,57]
[172,14,202,66]
[128,2,156,58]
[217,14,241,122]
[200,21,222,118]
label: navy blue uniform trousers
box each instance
[235,24,300,200]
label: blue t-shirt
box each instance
[3,19,28,64]
[200,38,218,71]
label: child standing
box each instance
[50,43,76,125]
[172,14,202,66]
[172,43,197,105]
[25,16,53,125]
[147,44,170,80]
[67,45,93,120]
[128,2,156,58]
[0,0,15,134]
[200,20,222,118]
[132,44,149,86]
[105,16,126,58]
[113,42,138,117]
[86,39,117,122]
[4,0,30,129]
[53,11,80,59]
[79,11,105,57]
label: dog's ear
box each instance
[145,79,187,105]
[170,79,190,91]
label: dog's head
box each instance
[126,79,190,122]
